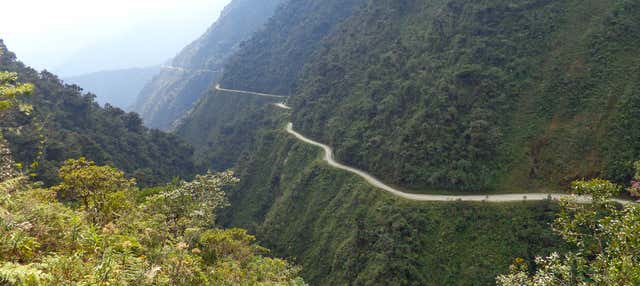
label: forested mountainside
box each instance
[221,111,565,285]
[64,66,160,110]
[131,0,283,130]
[173,0,640,284]
[220,0,368,95]
[0,40,197,186]
[291,0,640,192]
[178,0,368,163]
[177,90,284,171]
[180,92,566,284]
[180,92,565,284]
[220,0,640,192]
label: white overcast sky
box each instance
[0,0,231,72]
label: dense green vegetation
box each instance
[132,0,283,130]
[215,114,565,285]
[180,100,568,284]
[0,40,197,186]
[172,0,640,284]
[220,0,368,95]
[215,0,640,193]
[290,0,640,192]
[3,0,637,284]
[498,177,640,285]
[1,0,639,284]
[176,90,287,171]
[0,71,33,114]
[0,156,305,285]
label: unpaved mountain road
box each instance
[216,84,634,204]
[215,84,287,98]
[286,122,634,204]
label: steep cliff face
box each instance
[219,0,369,95]
[132,0,283,130]
[219,112,563,285]
[175,0,368,169]
[197,0,640,193]
[288,0,640,192]
[174,0,640,284]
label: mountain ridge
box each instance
[131,0,283,130]
[0,39,198,186]
[174,0,640,284]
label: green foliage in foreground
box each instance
[0,157,305,285]
[497,178,640,285]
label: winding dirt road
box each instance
[215,84,287,98]
[285,123,616,203]
[215,84,634,204]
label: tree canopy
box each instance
[497,177,640,285]
[0,40,198,187]
[0,157,305,285]
[0,71,33,113]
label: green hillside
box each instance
[218,111,565,285]
[220,0,368,95]
[174,0,640,284]
[1,0,638,284]
[215,0,640,193]
[289,0,640,192]
[132,0,283,130]
[182,96,566,284]
[0,41,197,186]
[176,90,284,171]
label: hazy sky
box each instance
[0,0,231,74]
